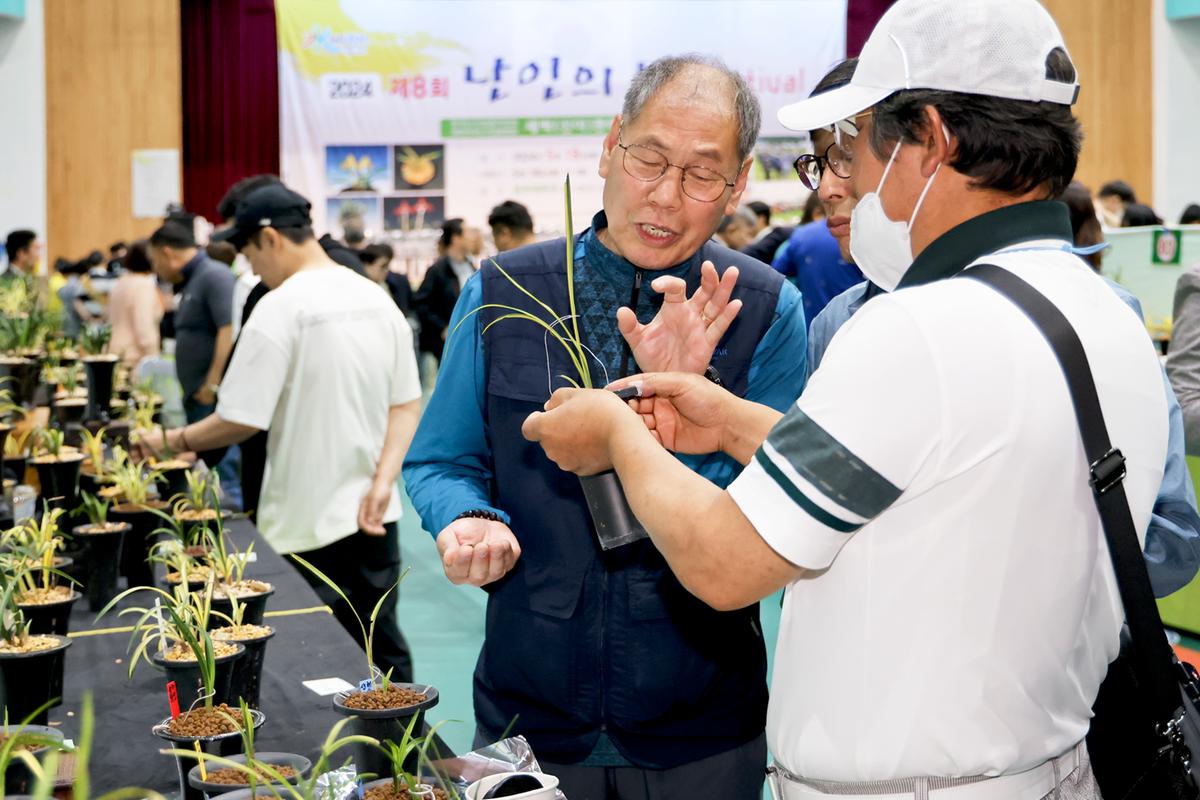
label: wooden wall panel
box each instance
[44,0,181,264]
[1042,0,1154,201]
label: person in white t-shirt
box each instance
[521,1,1170,798]
[138,183,423,682]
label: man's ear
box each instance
[724,157,755,216]
[919,105,953,178]
[598,114,622,179]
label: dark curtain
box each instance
[181,0,280,222]
[846,0,898,58]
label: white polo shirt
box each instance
[218,264,421,553]
[729,226,1167,780]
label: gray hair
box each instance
[622,54,762,164]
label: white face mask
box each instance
[849,130,945,291]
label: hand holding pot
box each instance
[521,388,643,475]
[437,517,521,587]
[617,260,742,374]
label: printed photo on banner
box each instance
[394,145,445,191]
[325,144,391,194]
[384,195,445,232]
[327,197,382,239]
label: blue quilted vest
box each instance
[475,225,783,769]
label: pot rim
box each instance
[152,707,265,743]
[332,682,440,718]
[0,633,72,659]
[186,751,312,790]
[72,522,132,535]
[16,588,82,609]
[150,640,246,668]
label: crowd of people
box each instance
[6,0,1200,797]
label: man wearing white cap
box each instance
[520,0,1173,798]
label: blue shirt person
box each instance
[772,218,863,325]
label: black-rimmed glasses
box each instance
[793,143,850,191]
[616,132,736,203]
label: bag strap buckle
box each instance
[1089,448,1126,495]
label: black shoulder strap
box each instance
[960,263,1181,722]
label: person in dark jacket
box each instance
[414,218,473,363]
[739,200,793,265]
[403,54,808,799]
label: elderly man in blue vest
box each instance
[403,55,808,799]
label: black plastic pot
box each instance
[579,471,648,550]
[187,751,310,795]
[0,635,71,724]
[53,398,87,429]
[151,643,245,711]
[209,585,274,630]
[111,501,169,589]
[0,358,39,408]
[83,356,118,423]
[158,465,191,502]
[216,628,274,709]
[153,708,264,800]
[18,589,81,636]
[1,724,64,795]
[332,683,440,778]
[77,469,109,498]
[32,454,82,510]
[74,522,128,611]
[3,453,27,485]
[364,777,449,799]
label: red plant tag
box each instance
[167,681,181,719]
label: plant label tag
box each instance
[359,678,374,692]
[302,677,356,696]
[167,681,181,718]
[245,551,258,563]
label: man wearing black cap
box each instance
[138,183,424,682]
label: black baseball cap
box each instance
[212,184,312,250]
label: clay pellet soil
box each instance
[341,685,427,711]
[166,703,246,737]
[211,624,273,642]
[163,641,239,661]
[363,784,448,800]
[204,764,298,784]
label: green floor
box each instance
[395,477,784,757]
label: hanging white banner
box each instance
[276,0,846,268]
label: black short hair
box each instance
[124,240,153,273]
[440,218,464,248]
[1122,203,1163,227]
[248,224,315,249]
[487,200,534,234]
[360,243,393,265]
[868,48,1080,198]
[149,221,197,249]
[109,241,128,255]
[811,58,858,100]
[1098,180,1137,204]
[217,174,283,223]
[206,241,237,266]
[1058,181,1103,269]
[5,229,36,263]
[746,201,771,225]
[1181,204,1200,225]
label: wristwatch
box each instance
[704,365,724,387]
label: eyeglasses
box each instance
[793,143,850,191]
[616,131,736,203]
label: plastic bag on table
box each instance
[426,736,566,799]
[312,765,359,800]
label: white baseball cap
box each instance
[778,0,1079,132]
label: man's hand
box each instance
[193,385,217,406]
[436,517,521,587]
[132,426,166,461]
[608,373,735,456]
[618,260,742,374]
[522,388,643,475]
[357,480,393,536]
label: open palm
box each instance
[618,261,742,374]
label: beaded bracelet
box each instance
[454,509,502,522]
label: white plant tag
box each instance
[302,677,356,696]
